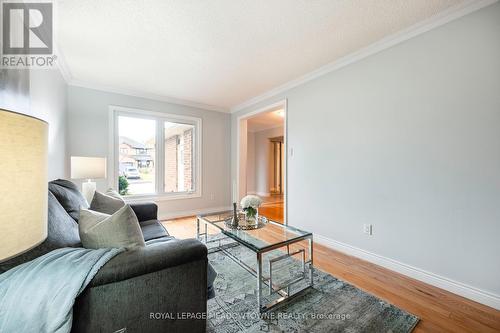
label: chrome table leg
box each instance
[204,222,208,243]
[257,252,263,312]
[308,236,314,287]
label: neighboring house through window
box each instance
[110,106,201,199]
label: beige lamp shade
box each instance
[0,109,48,262]
[71,156,107,179]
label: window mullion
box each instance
[156,119,164,195]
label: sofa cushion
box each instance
[90,190,125,215]
[79,205,146,250]
[0,192,81,273]
[49,179,89,222]
[140,220,169,241]
[144,237,175,245]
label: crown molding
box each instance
[54,0,496,114]
[54,44,229,113]
[68,79,229,113]
[55,44,72,83]
[230,0,498,113]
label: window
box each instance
[111,107,201,199]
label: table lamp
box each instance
[71,156,107,204]
[0,109,48,262]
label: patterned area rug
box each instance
[206,237,419,333]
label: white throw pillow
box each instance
[79,205,145,249]
[105,188,123,199]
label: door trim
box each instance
[235,99,288,224]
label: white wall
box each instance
[0,69,30,114]
[67,86,231,219]
[0,68,68,180]
[30,69,68,180]
[231,3,500,308]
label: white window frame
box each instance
[108,105,202,202]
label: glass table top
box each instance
[197,211,312,252]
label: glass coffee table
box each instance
[197,211,314,313]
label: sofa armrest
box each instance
[130,202,158,222]
[90,238,207,287]
[74,239,208,333]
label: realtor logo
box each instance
[2,1,52,54]
[1,0,56,67]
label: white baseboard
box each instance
[315,234,500,310]
[159,206,232,221]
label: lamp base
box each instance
[82,180,96,205]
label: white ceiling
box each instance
[57,0,468,111]
[247,109,284,133]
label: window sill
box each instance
[123,192,202,203]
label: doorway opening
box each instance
[236,100,287,224]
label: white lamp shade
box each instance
[71,156,107,179]
[0,110,48,261]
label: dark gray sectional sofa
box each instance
[0,179,208,333]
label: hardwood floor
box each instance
[259,195,284,223]
[162,216,500,332]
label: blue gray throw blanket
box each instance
[0,247,124,333]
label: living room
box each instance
[1,1,499,332]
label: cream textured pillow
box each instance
[79,205,146,249]
[105,188,123,199]
[90,190,125,215]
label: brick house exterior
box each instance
[164,135,178,192]
[164,128,193,192]
[183,129,193,191]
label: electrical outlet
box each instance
[363,224,373,236]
